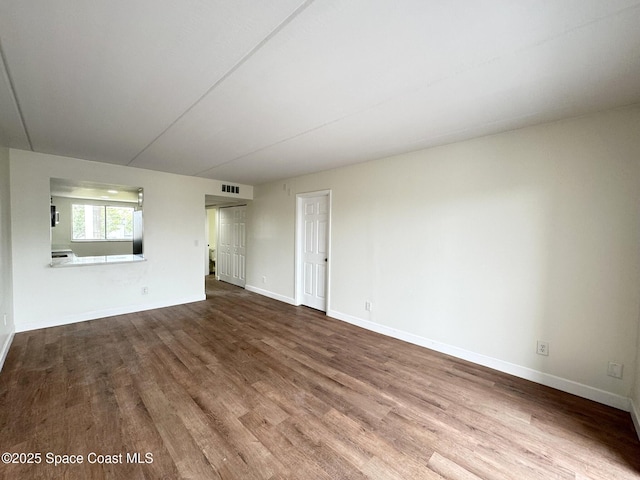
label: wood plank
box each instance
[0,277,638,479]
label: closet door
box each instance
[299,193,328,311]
[218,206,246,287]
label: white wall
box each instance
[0,146,15,367]
[633,325,640,437]
[246,105,640,409]
[10,149,252,332]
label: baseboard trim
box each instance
[245,285,298,306]
[327,309,630,412]
[631,399,640,441]
[0,330,15,372]
[15,295,206,333]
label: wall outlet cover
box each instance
[607,362,623,379]
[536,341,549,356]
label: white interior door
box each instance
[218,206,246,287]
[299,193,329,311]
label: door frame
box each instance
[295,190,332,311]
[205,206,217,277]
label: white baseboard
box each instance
[0,330,15,372]
[631,399,640,441]
[15,295,206,333]
[245,285,298,306]
[327,309,631,412]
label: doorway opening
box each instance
[205,207,217,276]
[205,195,248,289]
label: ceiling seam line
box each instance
[194,2,640,178]
[0,38,33,151]
[193,111,359,177]
[126,0,316,167]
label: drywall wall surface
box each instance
[0,146,14,364]
[247,183,297,301]
[633,326,640,436]
[9,149,252,331]
[247,105,640,400]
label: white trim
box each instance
[0,330,15,372]
[15,295,205,333]
[631,399,640,441]
[327,308,631,412]
[245,285,298,306]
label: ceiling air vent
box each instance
[222,184,240,194]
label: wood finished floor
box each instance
[1,278,639,480]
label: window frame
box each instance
[70,202,135,242]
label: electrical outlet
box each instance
[607,362,623,379]
[536,341,549,356]
[141,286,149,295]
[365,301,372,312]
[262,276,266,284]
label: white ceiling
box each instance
[1,1,639,186]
